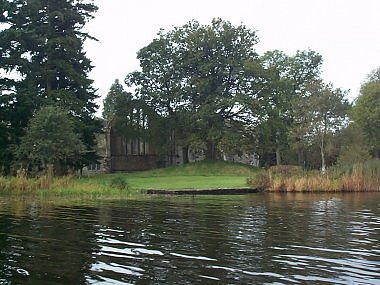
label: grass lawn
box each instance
[89,160,258,191]
[0,160,259,197]
[126,175,248,190]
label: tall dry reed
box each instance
[247,160,379,192]
[0,173,75,193]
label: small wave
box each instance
[209,265,283,278]
[170,253,217,261]
[91,261,143,277]
[198,275,220,281]
[100,238,146,248]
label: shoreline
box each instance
[144,188,380,195]
[144,188,259,195]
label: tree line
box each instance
[0,2,377,176]
[104,18,379,170]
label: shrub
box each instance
[269,165,302,176]
[109,176,128,190]
[337,144,371,166]
[247,171,270,190]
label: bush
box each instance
[337,144,371,167]
[247,171,270,190]
[109,176,128,190]
[268,165,302,176]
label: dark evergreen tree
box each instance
[0,0,100,173]
[102,79,127,121]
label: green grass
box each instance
[1,160,259,196]
[88,160,258,191]
[0,174,139,198]
[126,175,248,190]
[136,160,257,177]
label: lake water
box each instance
[0,193,379,284]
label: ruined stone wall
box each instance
[110,155,161,171]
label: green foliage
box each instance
[16,106,85,175]
[125,19,353,168]
[0,0,100,172]
[255,50,323,166]
[351,78,380,158]
[102,79,127,121]
[269,165,303,176]
[292,80,350,171]
[126,18,262,160]
[337,145,371,166]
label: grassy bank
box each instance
[2,160,378,196]
[0,174,137,198]
[0,160,258,196]
[247,160,380,192]
[97,160,257,190]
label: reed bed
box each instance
[0,172,75,193]
[247,160,380,192]
[0,172,134,197]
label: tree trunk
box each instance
[47,163,54,177]
[320,134,326,173]
[182,145,189,164]
[205,141,217,160]
[274,132,281,166]
[169,129,176,165]
[276,147,281,166]
[375,149,380,160]
[297,147,304,167]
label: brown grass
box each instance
[0,172,76,193]
[339,174,379,192]
[247,161,380,192]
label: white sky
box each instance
[84,0,380,115]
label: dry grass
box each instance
[247,160,380,192]
[0,173,135,198]
[0,172,76,193]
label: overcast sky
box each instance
[84,0,380,114]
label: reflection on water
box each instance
[0,193,379,284]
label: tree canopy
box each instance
[351,70,380,158]
[123,19,333,165]
[126,19,266,160]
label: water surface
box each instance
[0,193,379,284]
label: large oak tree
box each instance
[126,18,265,160]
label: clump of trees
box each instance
[0,0,101,175]
[104,18,375,171]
